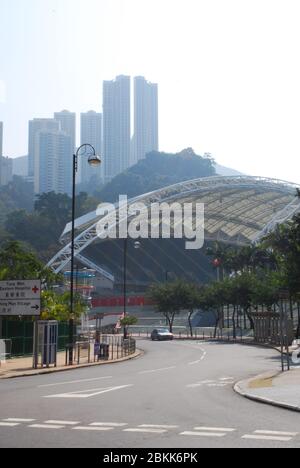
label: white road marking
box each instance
[208,383,228,387]
[255,430,298,437]
[45,420,79,426]
[44,384,133,399]
[73,426,114,432]
[124,428,168,434]
[0,422,20,427]
[3,418,36,423]
[139,367,176,375]
[199,380,215,384]
[242,434,292,442]
[28,424,65,430]
[187,384,203,388]
[194,427,235,433]
[138,424,179,429]
[38,376,113,388]
[90,422,128,427]
[219,377,234,382]
[180,431,226,438]
[188,348,207,365]
[207,383,225,387]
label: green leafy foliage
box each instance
[41,291,86,322]
[0,240,58,284]
[4,191,100,261]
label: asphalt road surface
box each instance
[0,340,299,448]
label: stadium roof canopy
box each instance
[48,176,300,275]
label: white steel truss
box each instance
[47,176,300,274]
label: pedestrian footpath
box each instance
[0,349,142,379]
[235,368,300,412]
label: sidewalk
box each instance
[0,348,142,380]
[235,368,300,412]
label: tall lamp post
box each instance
[123,239,141,339]
[68,144,101,365]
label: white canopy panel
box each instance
[48,176,300,274]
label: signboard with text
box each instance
[0,280,41,316]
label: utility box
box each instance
[33,321,58,369]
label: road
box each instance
[0,339,299,448]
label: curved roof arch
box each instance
[47,176,300,274]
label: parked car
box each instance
[151,328,174,341]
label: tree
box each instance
[184,283,202,338]
[149,281,191,332]
[198,280,232,337]
[5,191,100,262]
[120,315,138,339]
[0,240,57,284]
[41,291,86,322]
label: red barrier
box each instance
[92,296,154,308]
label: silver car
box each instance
[151,328,174,341]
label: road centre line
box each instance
[38,376,113,388]
[139,367,176,375]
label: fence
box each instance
[0,320,74,357]
[65,335,136,366]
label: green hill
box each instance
[95,148,216,202]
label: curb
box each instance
[234,374,300,413]
[0,349,144,380]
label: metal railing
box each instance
[65,335,136,366]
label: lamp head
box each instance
[88,154,102,167]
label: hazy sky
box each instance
[1,0,300,183]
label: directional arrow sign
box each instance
[0,280,41,316]
[0,300,41,317]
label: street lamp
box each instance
[68,144,101,365]
[123,239,141,339]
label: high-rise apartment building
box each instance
[35,131,72,195]
[54,110,76,152]
[0,122,13,186]
[0,157,13,186]
[133,76,159,165]
[28,118,60,177]
[80,111,103,185]
[103,75,131,181]
[0,121,3,157]
[54,110,76,183]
